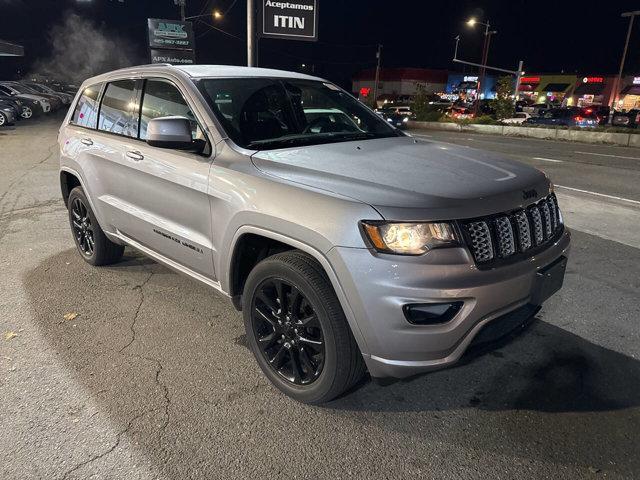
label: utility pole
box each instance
[247,0,254,67]
[611,10,640,115]
[175,0,186,21]
[474,21,496,117]
[513,60,524,107]
[372,44,382,108]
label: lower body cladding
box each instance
[328,229,571,379]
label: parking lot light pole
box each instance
[610,10,640,116]
[467,18,496,117]
[372,44,382,109]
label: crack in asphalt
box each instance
[61,269,173,478]
[59,409,151,480]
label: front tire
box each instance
[242,251,365,404]
[67,186,124,266]
[0,112,6,127]
[21,107,33,119]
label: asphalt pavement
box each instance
[1,117,639,479]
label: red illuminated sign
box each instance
[359,87,371,97]
[583,76,604,83]
[520,76,540,83]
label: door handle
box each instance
[81,138,93,146]
[126,150,144,161]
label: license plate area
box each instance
[531,256,567,305]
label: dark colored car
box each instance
[23,82,74,106]
[0,99,18,126]
[581,105,610,125]
[524,107,598,128]
[2,82,63,111]
[0,91,26,120]
[611,109,640,128]
[0,84,48,117]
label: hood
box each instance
[251,136,550,221]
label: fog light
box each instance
[403,302,463,325]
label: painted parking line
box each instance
[574,151,640,161]
[410,133,432,138]
[533,157,563,163]
[556,185,640,206]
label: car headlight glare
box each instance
[402,117,409,122]
[361,221,458,255]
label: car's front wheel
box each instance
[21,107,33,119]
[242,251,365,404]
[67,186,124,266]
[0,112,6,127]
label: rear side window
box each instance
[98,80,138,137]
[139,79,198,140]
[71,83,102,129]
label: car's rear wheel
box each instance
[243,251,365,404]
[67,186,124,266]
[21,107,33,119]
[0,112,6,127]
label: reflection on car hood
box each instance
[251,136,550,221]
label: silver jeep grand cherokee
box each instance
[59,64,570,403]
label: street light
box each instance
[466,17,497,116]
[213,10,223,19]
[610,10,640,116]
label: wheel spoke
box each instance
[269,345,287,369]
[298,335,322,346]
[273,280,285,312]
[257,291,278,316]
[255,305,278,328]
[299,347,316,374]
[290,350,303,383]
[298,313,318,327]
[257,332,277,349]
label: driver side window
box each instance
[139,79,203,141]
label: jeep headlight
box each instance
[361,221,458,255]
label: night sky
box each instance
[2,0,640,88]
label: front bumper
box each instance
[329,229,571,379]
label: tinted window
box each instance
[71,83,102,129]
[98,80,138,137]
[197,78,399,150]
[139,79,198,140]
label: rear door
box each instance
[111,77,216,279]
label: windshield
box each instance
[197,78,402,150]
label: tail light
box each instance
[635,113,640,124]
[574,116,583,122]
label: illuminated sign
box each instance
[463,76,478,82]
[633,77,640,85]
[359,87,371,97]
[520,76,540,83]
[583,76,604,83]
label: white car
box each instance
[502,112,532,124]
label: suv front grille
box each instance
[460,193,563,268]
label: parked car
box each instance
[0,90,27,119]
[0,83,50,117]
[611,109,640,128]
[524,107,598,128]
[502,112,532,124]
[1,81,62,111]
[22,81,74,106]
[523,102,558,116]
[0,99,18,126]
[581,105,610,125]
[59,65,570,404]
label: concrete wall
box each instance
[407,121,638,147]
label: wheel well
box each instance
[60,171,81,208]
[230,234,295,310]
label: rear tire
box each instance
[67,186,124,266]
[242,251,365,404]
[0,112,6,127]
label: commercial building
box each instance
[444,73,497,101]
[353,68,448,106]
[570,76,616,107]
[617,75,640,111]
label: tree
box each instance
[491,75,515,120]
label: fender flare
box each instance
[227,225,370,355]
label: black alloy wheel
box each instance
[251,278,325,385]
[71,197,95,256]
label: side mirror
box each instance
[146,116,197,150]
